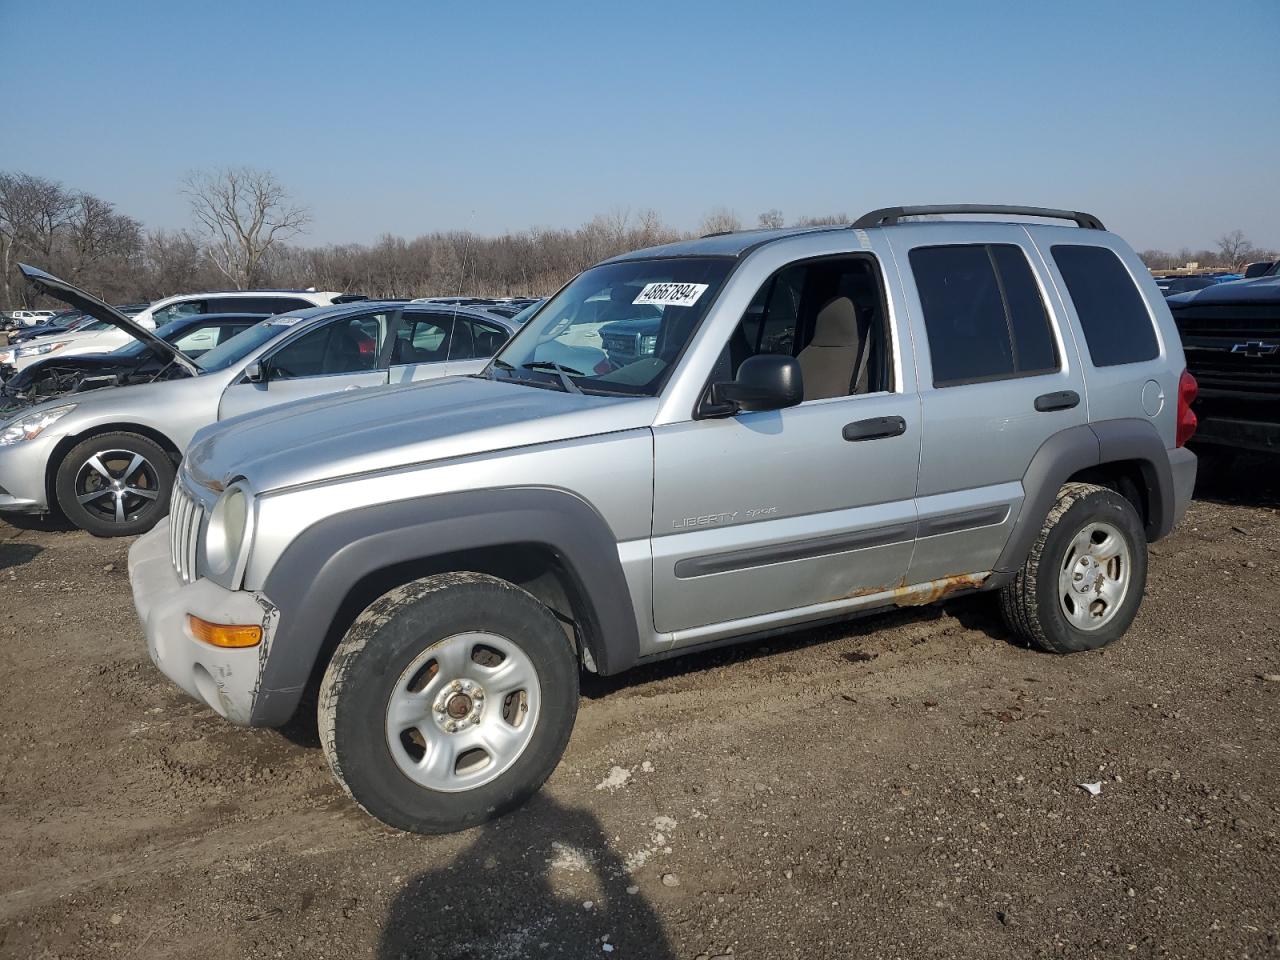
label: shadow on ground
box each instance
[0,512,76,533]
[0,540,43,570]
[378,794,675,960]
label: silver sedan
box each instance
[0,265,520,536]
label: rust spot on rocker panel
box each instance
[834,572,990,607]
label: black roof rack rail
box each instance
[852,205,1105,231]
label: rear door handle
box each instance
[843,415,907,442]
[1034,390,1080,412]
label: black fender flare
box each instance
[251,487,639,726]
[990,418,1176,583]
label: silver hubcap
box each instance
[1058,520,1131,631]
[74,449,160,524]
[385,631,540,793]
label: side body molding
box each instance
[253,487,640,726]
[990,418,1176,584]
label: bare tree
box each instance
[757,209,785,229]
[1216,230,1256,271]
[0,172,77,306]
[794,212,850,226]
[60,193,142,280]
[699,207,742,236]
[182,167,310,289]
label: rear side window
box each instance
[1051,245,1159,367]
[909,244,1059,387]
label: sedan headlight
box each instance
[205,482,253,581]
[0,404,76,446]
[16,341,70,359]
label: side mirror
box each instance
[243,361,266,384]
[705,354,804,415]
[1244,261,1275,279]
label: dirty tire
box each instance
[53,431,175,537]
[999,482,1148,653]
[318,572,579,834]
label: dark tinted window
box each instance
[392,313,452,365]
[449,318,509,360]
[1052,245,1159,366]
[209,296,313,315]
[910,244,1058,387]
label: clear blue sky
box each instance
[3,0,1277,251]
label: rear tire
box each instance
[999,482,1148,653]
[53,432,175,537]
[318,572,579,834]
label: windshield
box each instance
[490,257,732,396]
[108,317,200,358]
[507,299,545,326]
[194,318,293,372]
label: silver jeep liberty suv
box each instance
[129,205,1199,833]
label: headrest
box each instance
[809,296,858,347]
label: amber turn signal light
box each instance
[188,614,262,648]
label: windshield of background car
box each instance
[109,317,203,359]
[507,300,545,326]
[193,318,295,372]
[491,257,732,396]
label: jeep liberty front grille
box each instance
[169,481,204,584]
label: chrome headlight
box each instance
[205,482,254,582]
[0,404,76,446]
[16,341,69,359]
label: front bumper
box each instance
[129,519,279,725]
[0,432,59,513]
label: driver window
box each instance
[267,313,389,380]
[719,256,892,401]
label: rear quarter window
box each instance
[1051,245,1159,366]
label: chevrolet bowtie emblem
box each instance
[1231,340,1279,358]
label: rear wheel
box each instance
[1000,482,1148,653]
[319,572,579,834]
[53,432,174,537]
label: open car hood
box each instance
[17,263,198,375]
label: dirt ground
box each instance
[1,457,1278,960]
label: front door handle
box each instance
[843,415,907,442]
[1034,390,1080,412]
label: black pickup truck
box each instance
[1169,260,1280,454]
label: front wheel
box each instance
[999,482,1148,653]
[53,432,175,537]
[318,572,579,833]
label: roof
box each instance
[605,225,847,262]
[606,205,1108,263]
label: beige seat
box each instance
[796,296,865,400]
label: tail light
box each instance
[1175,369,1198,447]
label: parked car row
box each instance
[1,267,529,535]
[3,205,1202,837]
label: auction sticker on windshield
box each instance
[633,282,709,308]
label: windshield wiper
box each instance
[522,361,583,394]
